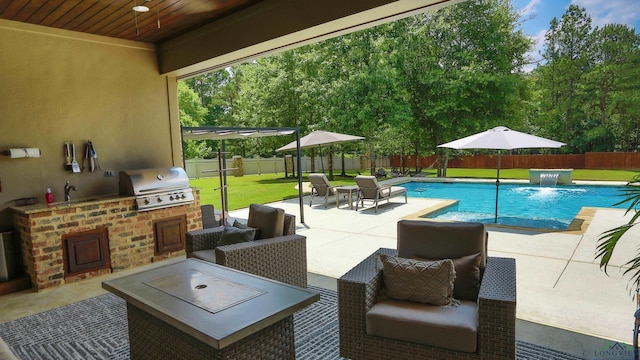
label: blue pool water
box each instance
[400,181,627,230]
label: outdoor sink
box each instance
[50,198,99,206]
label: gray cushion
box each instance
[366,298,478,352]
[379,254,456,306]
[417,252,482,301]
[200,204,219,229]
[190,249,217,263]
[247,204,285,240]
[397,220,487,268]
[218,226,256,246]
[233,219,248,229]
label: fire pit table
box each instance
[103,259,319,360]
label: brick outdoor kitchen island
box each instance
[9,190,202,291]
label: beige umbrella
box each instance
[277,130,364,151]
[277,130,365,172]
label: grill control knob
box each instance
[181,194,186,199]
[157,197,163,203]
[144,198,150,204]
[169,195,175,200]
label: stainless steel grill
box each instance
[119,167,194,211]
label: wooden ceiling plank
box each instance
[66,2,112,31]
[49,0,97,28]
[108,10,156,41]
[39,0,83,27]
[0,1,13,15]
[83,0,133,33]
[109,0,189,41]
[13,0,46,22]
[93,7,145,37]
[25,0,64,23]
[1,0,28,18]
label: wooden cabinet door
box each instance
[154,215,186,255]
[63,228,110,277]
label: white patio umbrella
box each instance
[277,130,365,172]
[438,126,565,223]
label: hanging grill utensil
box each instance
[64,142,73,171]
[71,143,81,173]
[84,140,101,172]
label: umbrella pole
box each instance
[494,151,501,223]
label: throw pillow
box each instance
[233,219,248,229]
[247,204,285,240]
[217,226,256,246]
[417,252,482,301]
[379,254,456,306]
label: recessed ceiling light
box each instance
[132,5,150,12]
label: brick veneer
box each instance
[11,189,202,290]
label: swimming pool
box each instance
[399,181,627,230]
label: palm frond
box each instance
[597,223,635,274]
[596,175,640,285]
[623,255,640,291]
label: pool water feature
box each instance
[400,181,627,230]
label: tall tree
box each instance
[537,6,640,152]
[585,24,640,151]
[402,0,531,174]
[323,23,413,174]
[538,5,593,149]
[177,81,210,159]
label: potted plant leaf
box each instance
[596,174,640,289]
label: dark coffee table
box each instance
[102,259,319,360]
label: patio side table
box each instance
[335,185,359,209]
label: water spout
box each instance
[540,173,559,187]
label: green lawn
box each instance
[191,168,639,211]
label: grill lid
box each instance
[119,167,194,211]
[119,167,190,195]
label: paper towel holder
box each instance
[2,148,41,158]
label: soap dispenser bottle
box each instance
[46,188,54,206]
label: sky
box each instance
[512,0,640,71]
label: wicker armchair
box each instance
[186,204,307,288]
[338,221,516,360]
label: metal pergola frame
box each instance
[180,126,305,223]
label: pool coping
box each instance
[392,177,628,236]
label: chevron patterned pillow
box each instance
[379,254,456,306]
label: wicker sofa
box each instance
[338,220,516,360]
[185,204,307,288]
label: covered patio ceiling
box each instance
[0,0,264,44]
[0,0,464,77]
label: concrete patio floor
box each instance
[0,182,637,359]
[226,190,638,359]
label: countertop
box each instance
[9,194,133,214]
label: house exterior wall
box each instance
[0,19,180,228]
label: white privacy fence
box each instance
[184,156,390,178]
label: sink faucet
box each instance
[64,181,78,202]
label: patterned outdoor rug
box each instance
[0,286,582,360]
